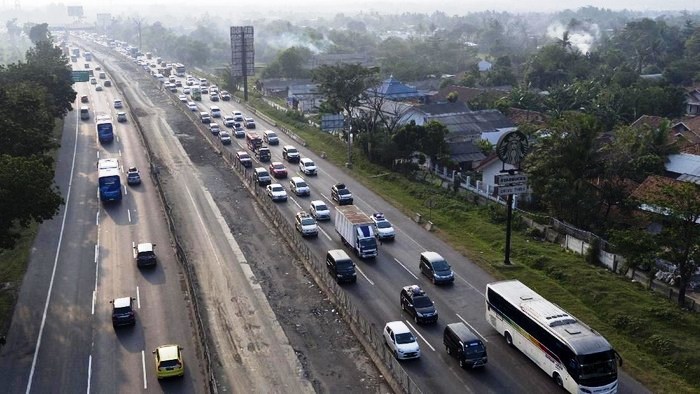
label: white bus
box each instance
[485,280,620,394]
[172,63,186,77]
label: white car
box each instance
[294,212,318,237]
[210,106,222,118]
[299,157,317,176]
[223,115,235,127]
[178,94,188,102]
[187,102,197,111]
[372,212,396,241]
[289,176,310,196]
[183,87,191,94]
[383,321,420,360]
[266,183,287,202]
[309,200,330,221]
[113,99,123,108]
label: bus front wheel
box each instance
[553,373,563,387]
[505,332,513,347]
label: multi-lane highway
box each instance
[0,33,650,394]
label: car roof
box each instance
[421,251,444,263]
[386,321,410,334]
[156,345,180,361]
[137,243,154,253]
[291,176,304,182]
[269,183,283,188]
[113,297,132,308]
[311,200,326,207]
[300,157,313,163]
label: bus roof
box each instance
[95,114,112,124]
[487,280,612,355]
[98,167,120,178]
[98,158,119,170]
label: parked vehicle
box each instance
[335,205,377,259]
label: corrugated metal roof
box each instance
[666,153,700,176]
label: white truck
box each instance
[335,205,378,259]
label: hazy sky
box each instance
[9,0,700,15]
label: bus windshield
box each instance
[576,351,617,386]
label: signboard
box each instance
[495,174,528,186]
[230,26,255,77]
[496,130,529,168]
[497,184,528,196]
[71,70,90,82]
[67,6,84,17]
[320,114,345,131]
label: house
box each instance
[287,83,323,113]
[373,76,426,101]
[631,175,700,222]
[444,140,485,171]
[478,60,493,72]
[685,88,700,115]
[258,78,312,98]
[473,152,517,196]
[665,152,700,184]
[670,117,700,146]
[506,107,548,127]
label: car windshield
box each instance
[273,164,284,169]
[159,359,181,369]
[338,189,350,196]
[113,306,132,314]
[239,154,249,159]
[304,162,314,167]
[272,186,283,192]
[412,296,433,308]
[267,132,277,138]
[464,342,486,355]
[376,221,392,229]
[395,332,415,344]
[301,218,315,225]
[432,260,450,271]
[288,148,297,154]
[315,204,328,211]
[296,181,307,188]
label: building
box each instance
[685,88,700,115]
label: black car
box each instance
[400,285,438,324]
[331,183,353,205]
[111,297,136,327]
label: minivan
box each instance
[263,130,279,145]
[254,167,272,187]
[326,249,356,283]
[443,322,487,368]
[419,251,455,285]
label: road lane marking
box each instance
[456,313,488,343]
[290,196,301,209]
[25,103,81,394]
[136,286,141,308]
[141,350,147,389]
[354,266,374,286]
[127,209,131,223]
[393,258,419,280]
[87,355,92,394]
[118,149,122,157]
[454,272,484,296]
[94,244,99,264]
[96,151,100,160]
[95,211,99,226]
[319,227,332,241]
[405,321,436,351]
[132,241,136,259]
[123,184,127,195]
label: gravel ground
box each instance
[114,57,383,393]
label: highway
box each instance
[0,33,650,394]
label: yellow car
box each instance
[153,344,184,379]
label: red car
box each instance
[269,162,288,178]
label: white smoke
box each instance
[546,21,600,54]
[265,32,333,54]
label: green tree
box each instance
[27,23,50,44]
[0,81,56,156]
[609,228,658,279]
[0,154,63,248]
[312,63,378,121]
[262,47,312,79]
[524,112,602,228]
[643,181,700,306]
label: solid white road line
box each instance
[318,227,332,241]
[456,313,488,343]
[405,320,436,351]
[393,258,419,280]
[354,266,375,286]
[290,196,302,209]
[25,104,80,394]
[86,355,92,394]
[141,350,147,389]
[136,286,141,309]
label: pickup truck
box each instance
[331,183,353,205]
[335,205,378,259]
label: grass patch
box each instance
[0,223,38,335]
[242,97,700,393]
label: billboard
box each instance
[67,6,84,17]
[230,26,254,77]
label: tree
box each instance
[609,228,658,279]
[642,181,700,306]
[0,81,56,157]
[27,23,50,44]
[0,154,63,248]
[312,63,378,121]
[524,112,603,228]
[262,47,312,79]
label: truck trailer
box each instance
[335,205,378,259]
